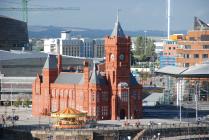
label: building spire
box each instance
[111,9,125,37]
[43,54,57,69]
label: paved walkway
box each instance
[0,106,202,127]
[0,106,51,126]
[160,134,209,140]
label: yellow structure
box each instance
[51,108,87,129]
[169,34,184,41]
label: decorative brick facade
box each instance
[32,18,142,120]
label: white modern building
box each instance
[44,31,104,58]
[154,41,164,56]
[44,38,60,54]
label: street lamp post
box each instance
[195,81,199,122]
[179,78,182,122]
[158,132,161,140]
[12,108,15,127]
[179,79,183,122]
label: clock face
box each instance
[110,54,115,60]
[119,54,125,61]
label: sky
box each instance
[1,0,209,31]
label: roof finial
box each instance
[111,8,125,37]
[117,8,119,23]
[117,8,121,23]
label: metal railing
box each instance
[1,122,209,139]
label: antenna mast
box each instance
[167,0,170,40]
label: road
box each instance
[0,106,196,127]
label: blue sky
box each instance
[1,0,209,31]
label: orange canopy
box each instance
[51,108,86,118]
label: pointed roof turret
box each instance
[90,63,106,85]
[43,54,57,69]
[111,10,125,37]
[90,63,99,84]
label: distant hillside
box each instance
[28,25,187,39]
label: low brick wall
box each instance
[31,130,94,140]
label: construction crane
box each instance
[0,0,80,23]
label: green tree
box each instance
[23,98,31,107]
[134,36,156,62]
[14,98,22,107]
[135,36,144,56]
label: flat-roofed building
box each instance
[44,32,104,58]
[176,17,209,67]
[94,39,104,58]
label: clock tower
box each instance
[105,15,132,120]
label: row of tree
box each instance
[133,36,156,62]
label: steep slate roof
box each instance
[90,64,107,85]
[111,15,125,37]
[130,73,139,86]
[44,55,57,69]
[194,17,209,30]
[54,72,84,84]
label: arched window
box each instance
[113,71,115,84]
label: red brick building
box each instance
[32,17,142,120]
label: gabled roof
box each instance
[43,55,57,69]
[194,17,209,30]
[54,72,84,84]
[90,64,107,85]
[130,73,140,86]
[111,15,125,37]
